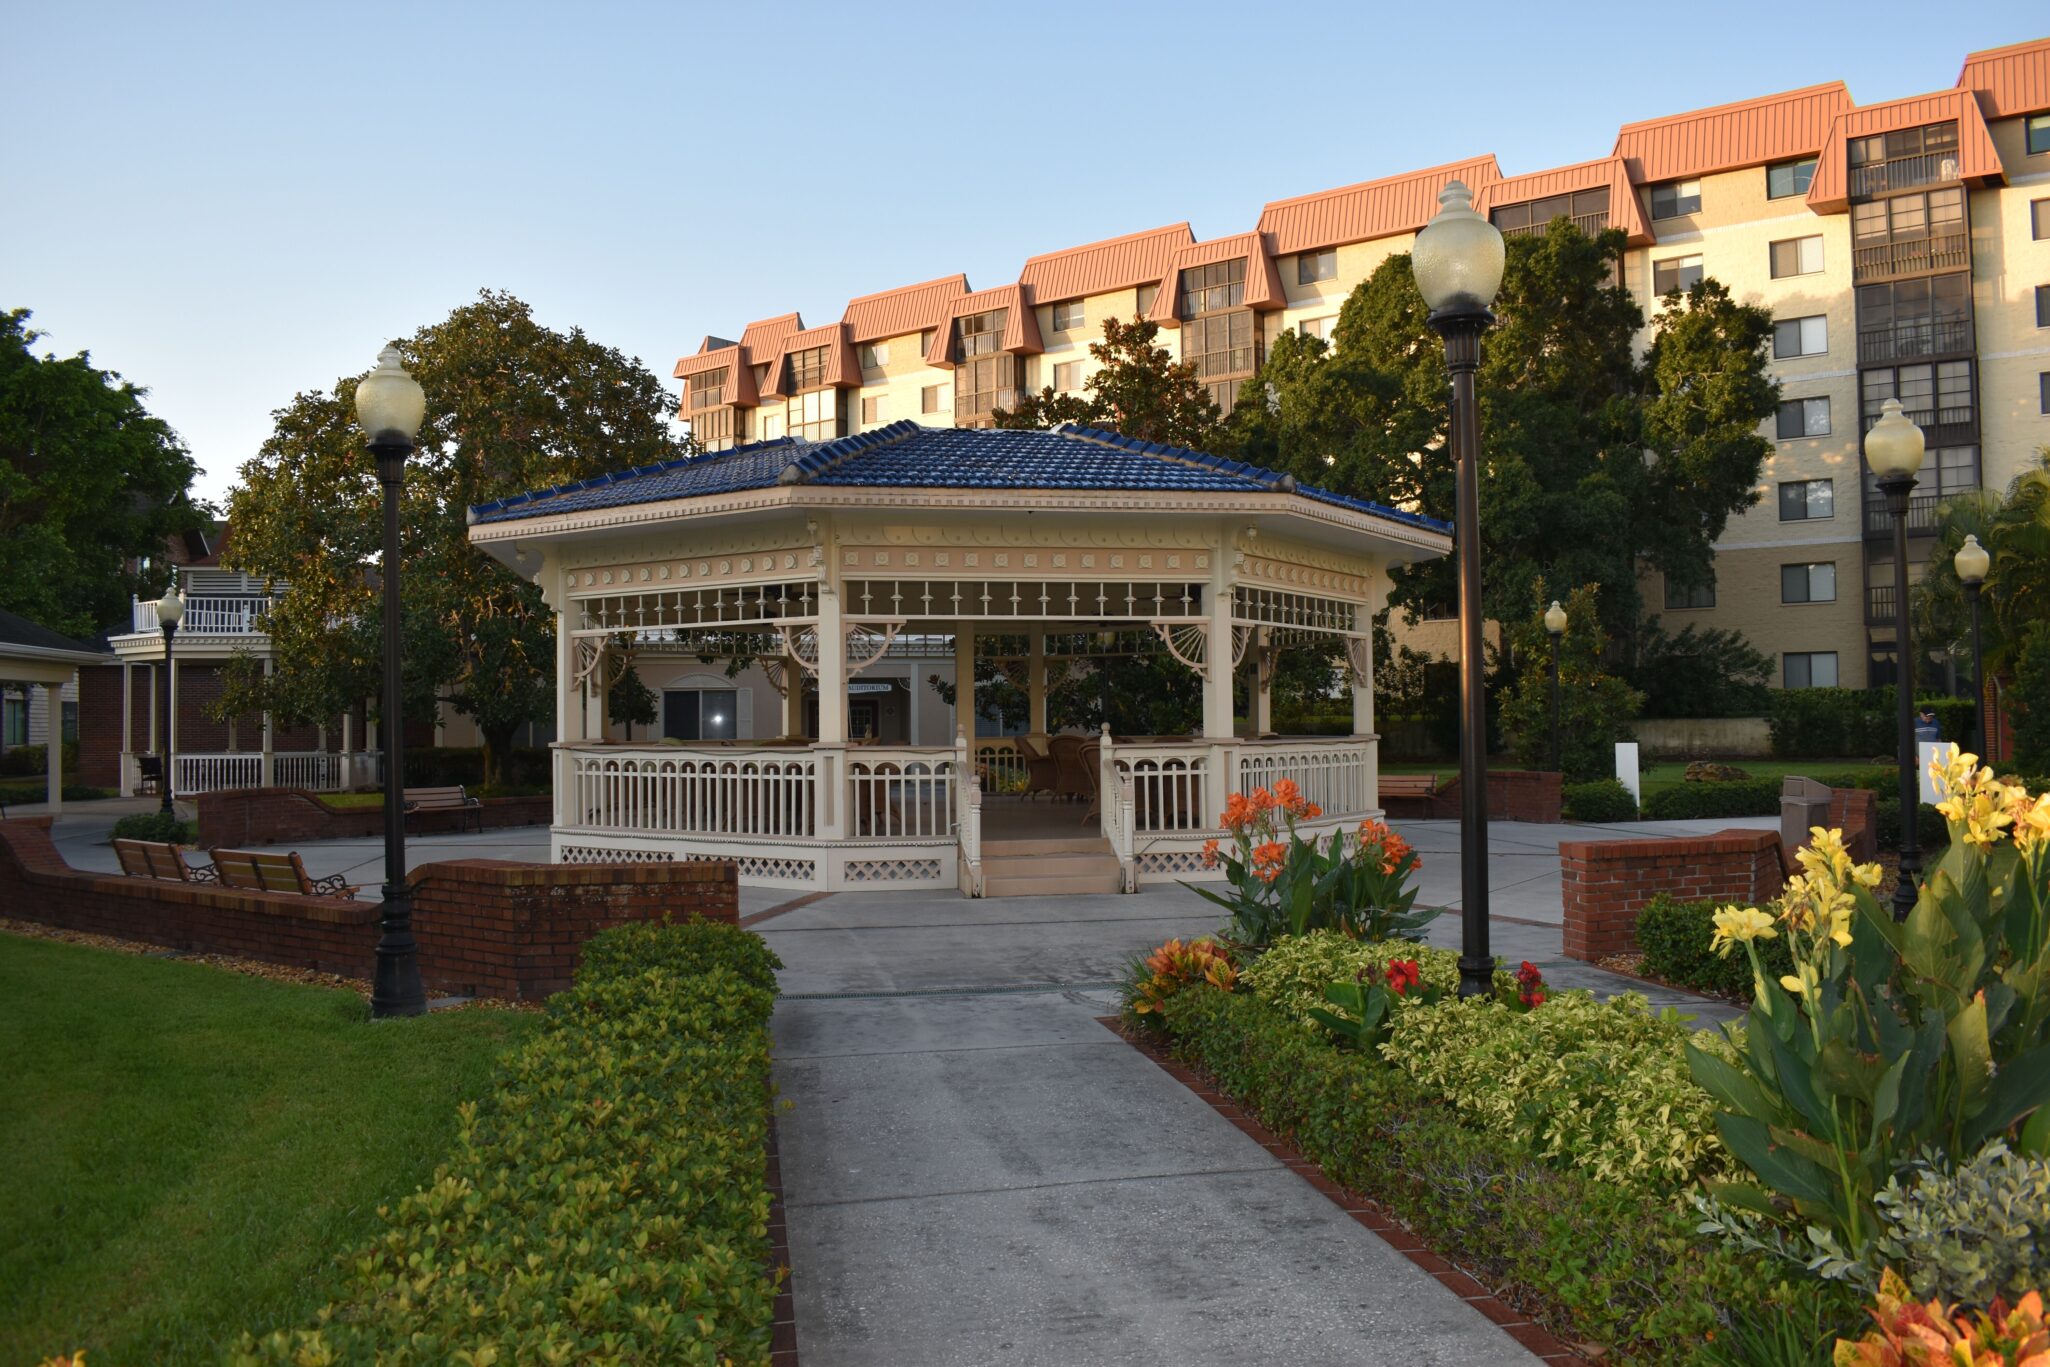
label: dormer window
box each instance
[953,310,1018,425]
[1178,258,1257,416]
[689,368,727,410]
[1491,187,1609,239]
[787,346,830,392]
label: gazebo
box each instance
[467,421,1449,895]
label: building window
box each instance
[1053,360,1083,392]
[1773,315,1828,359]
[2,693,25,746]
[957,309,1004,359]
[1490,187,1609,238]
[787,388,837,442]
[1777,396,1831,439]
[2024,113,2049,156]
[691,404,734,450]
[751,362,771,391]
[61,701,77,742]
[1297,249,1336,284]
[787,346,829,392]
[1863,444,1978,500]
[921,384,944,414]
[1135,282,1158,316]
[1768,157,1817,199]
[1653,255,1704,295]
[955,355,1020,423]
[860,394,884,425]
[1861,360,1973,434]
[662,688,738,742]
[2042,372,2049,415]
[858,342,889,369]
[1781,562,1836,604]
[1848,121,1961,197]
[1649,180,1701,220]
[1856,274,1972,363]
[1770,235,1825,279]
[2035,200,2050,240]
[1297,315,1334,341]
[1784,652,1839,689]
[1779,478,1834,521]
[688,367,728,410]
[2038,285,2050,329]
[1851,188,1966,282]
[1179,259,1245,316]
[1050,300,1085,332]
[1664,578,1715,610]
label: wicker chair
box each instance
[1015,735,1060,800]
[1079,740,1102,825]
[1048,734,1090,802]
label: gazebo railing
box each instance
[1114,744,1210,833]
[568,748,818,837]
[1235,738,1375,821]
[848,748,958,840]
[972,739,1029,796]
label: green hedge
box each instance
[1769,688,1979,758]
[1148,987,1855,1358]
[0,782,113,806]
[401,746,552,789]
[234,918,782,1364]
[1876,797,1949,854]
[1640,777,1782,821]
[1562,778,1637,822]
[109,811,198,844]
[0,740,81,778]
[1636,894,1796,1000]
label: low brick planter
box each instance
[1559,827,1786,962]
[1384,770,1562,823]
[196,787,552,849]
[0,816,735,1000]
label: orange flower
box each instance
[1303,803,1322,820]
[1250,787,1277,812]
[1201,838,1221,868]
[1251,840,1289,883]
[1271,778,1312,818]
[1220,792,1256,832]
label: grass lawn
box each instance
[320,791,384,809]
[1381,756,1892,798]
[0,934,537,1366]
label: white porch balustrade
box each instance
[167,751,349,795]
[569,748,819,838]
[130,595,271,635]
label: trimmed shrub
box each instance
[1239,932,1466,1024]
[234,918,783,1365]
[0,782,113,806]
[1635,894,1795,1000]
[1562,778,1637,822]
[0,740,81,778]
[109,811,199,844]
[399,746,552,790]
[1873,1141,2050,1311]
[1770,688,1981,758]
[1875,796,1949,853]
[1639,777,1780,821]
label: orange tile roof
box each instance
[758,322,861,399]
[923,285,1043,369]
[672,344,756,413]
[1612,82,1853,184]
[1018,223,1193,305]
[1804,89,2004,213]
[1470,156,1655,245]
[841,274,969,344]
[1144,232,1285,329]
[1958,37,2050,119]
[739,313,803,359]
[1255,156,1501,255]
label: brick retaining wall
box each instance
[0,816,735,1000]
[1560,827,1786,962]
[196,787,552,848]
[1425,770,1562,823]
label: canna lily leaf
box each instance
[1686,1042,1784,1126]
[1765,1021,1838,1140]
[1700,1178,1778,1217]
[1714,1113,1840,1211]
[1815,1039,1883,1105]
[1961,1040,2050,1151]
[1946,992,1993,1113]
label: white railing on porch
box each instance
[1114,743,1210,834]
[1234,738,1375,821]
[569,749,818,837]
[848,747,957,840]
[169,751,346,795]
[131,595,272,635]
[972,738,1029,796]
[1098,733,1137,891]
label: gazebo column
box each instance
[45,682,64,812]
[1203,544,1237,821]
[1026,626,1047,738]
[553,608,577,829]
[120,663,133,795]
[260,657,276,788]
[815,590,848,840]
[1248,628,1273,739]
[953,623,976,740]
[1352,606,1378,817]
[783,669,805,739]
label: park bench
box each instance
[1378,774,1439,800]
[113,838,216,884]
[211,847,357,899]
[403,785,484,833]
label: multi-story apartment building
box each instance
[672,38,2050,694]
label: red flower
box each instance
[1386,958,1421,996]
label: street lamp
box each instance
[1866,396,1925,921]
[1413,180,1505,999]
[1544,600,1567,773]
[1955,534,1991,759]
[355,344,429,1019]
[156,582,184,816]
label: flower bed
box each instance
[231,917,783,1365]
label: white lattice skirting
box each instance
[561,845,677,864]
[844,857,945,884]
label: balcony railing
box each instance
[130,595,272,635]
[1867,584,1897,624]
[1862,405,1975,449]
[1857,316,1973,365]
[1863,493,1947,538]
[1852,230,1968,283]
[1849,151,1961,199]
[1499,211,1608,240]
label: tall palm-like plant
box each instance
[1914,454,2050,678]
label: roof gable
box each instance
[1958,37,2050,119]
[1612,82,1852,184]
[1019,223,1194,305]
[1256,156,1501,255]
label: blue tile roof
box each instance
[469,420,1450,535]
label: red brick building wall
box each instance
[0,816,736,1000]
[77,664,339,790]
[1559,828,1787,962]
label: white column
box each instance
[784,671,806,739]
[45,682,63,812]
[120,663,133,795]
[818,591,847,745]
[1249,628,1273,738]
[1203,532,1238,820]
[167,652,179,757]
[953,623,976,741]
[1026,625,1047,738]
[147,665,158,753]
[1351,612,1375,737]
[260,657,276,788]
[553,606,576,830]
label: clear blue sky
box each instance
[3,0,2042,504]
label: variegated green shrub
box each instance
[1239,931,1463,1025]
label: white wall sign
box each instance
[1615,742,1641,809]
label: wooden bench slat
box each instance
[212,847,357,899]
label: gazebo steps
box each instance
[979,835,1122,897]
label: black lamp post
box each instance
[1955,534,1991,758]
[156,583,183,815]
[1866,397,1926,921]
[356,344,429,1019]
[1544,599,1567,773]
[1412,180,1506,1000]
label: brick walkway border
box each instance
[1099,1017,1590,1364]
[768,1116,798,1365]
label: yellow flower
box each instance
[2010,789,2050,855]
[1779,962,1820,1001]
[1709,905,1778,958]
[1777,874,1821,933]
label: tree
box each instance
[1497,581,1643,781]
[1625,619,1773,719]
[993,317,1222,448]
[224,290,690,783]
[0,308,207,637]
[1219,224,1778,646]
[609,662,658,742]
[1914,453,2050,679]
